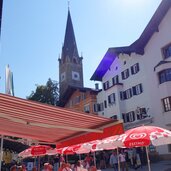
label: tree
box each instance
[27,78,59,106]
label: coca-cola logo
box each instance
[129,133,147,139]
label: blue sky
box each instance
[0,0,162,99]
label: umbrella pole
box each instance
[79,154,81,160]
[93,152,96,167]
[66,154,68,163]
[0,135,4,171]
[38,156,40,171]
[145,146,151,171]
[117,147,120,171]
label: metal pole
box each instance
[79,154,81,160]
[93,152,96,167]
[0,135,4,171]
[145,146,151,171]
[117,147,120,171]
[38,156,40,171]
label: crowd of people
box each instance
[7,147,146,171]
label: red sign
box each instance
[31,146,46,156]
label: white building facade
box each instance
[91,0,171,156]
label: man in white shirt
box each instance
[109,151,118,171]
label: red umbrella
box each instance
[117,126,171,171]
[119,125,171,148]
[19,145,52,158]
[56,146,75,155]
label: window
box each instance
[104,100,107,108]
[132,84,143,95]
[125,89,132,99]
[162,97,171,112]
[131,63,140,75]
[98,103,104,111]
[120,89,132,100]
[122,111,135,123]
[121,69,129,80]
[108,93,115,104]
[112,75,119,85]
[120,91,126,100]
[159,69,171,84]
[136,107,148,120]
[163,44,171,59]
[84,104,90,113]
[81,93,86,100]
[103,81,109,90]
[93,103,98,112]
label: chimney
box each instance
[95,83,99,90]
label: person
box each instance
[32,166,37,171]
[99,152,106,169]
[109,151,118,171]
[84,153,93,170]
[58,162,67,171]
[59,155,65,167]
[132,148,137,169]
[10,165,17,171]
[42,163,53,171]
[119,150,126,171]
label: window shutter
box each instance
[113,93,115,102]
[121,72,124,80]
[123,91,126,100]
[136,63,140,72]
[120,92,123,100]
[132,86,136,95]
[104,100,107,108]
[116,75,119,83]
[131,66,134,74]
[108,96,111,104]
[103,83,105,90]
[127,69,130,77]
[140,84,143,93]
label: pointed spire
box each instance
[68,0,70,11]
[62,7,79,61]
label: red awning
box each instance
[0,93,124,145]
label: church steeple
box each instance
[61,9,79,62]
[59,8,84,99]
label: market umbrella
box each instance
[117,125,171,171]
[18,145,52,158]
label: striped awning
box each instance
[0,93,123,146]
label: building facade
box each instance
[91,0,171,156]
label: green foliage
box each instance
[27,78,59,106]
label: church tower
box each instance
[59,8,84,99]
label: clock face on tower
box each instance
[72,71,80,81]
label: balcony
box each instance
[124,117,153,130]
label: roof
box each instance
[91,0,171,81]
[1,138,29,153]
[61,9,79,60]
[59,85,100,107]
[154,60,171,71]
[0,93,123,146]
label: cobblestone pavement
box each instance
[101,160,171,171]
